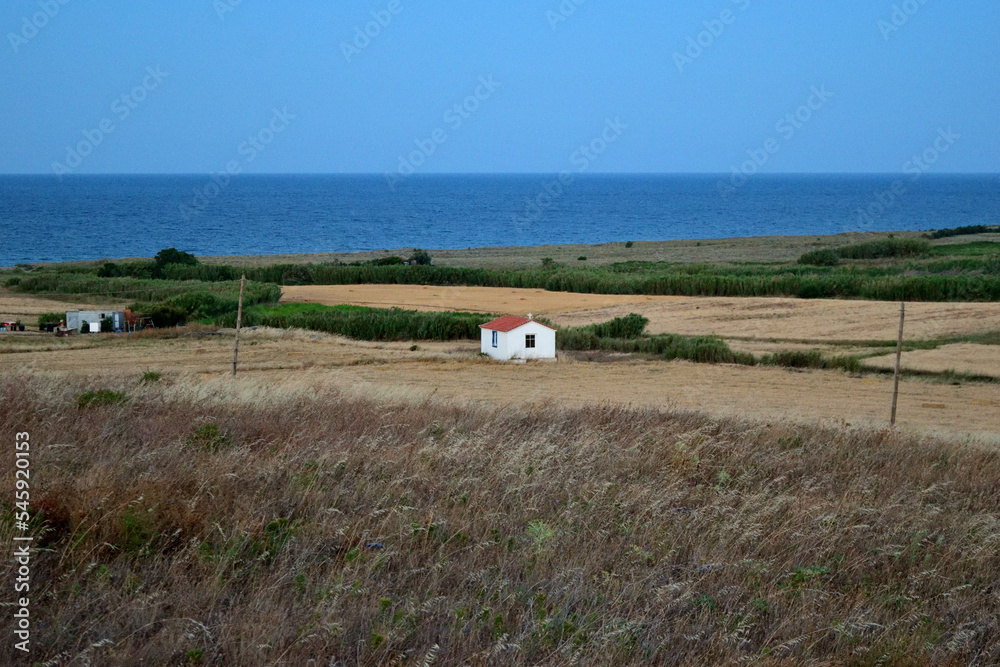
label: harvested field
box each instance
[281,284,653,316]
[561,298,1000,341]
[0,288,123,324]
[282,285,1000,342]
[865,343,1000,379]
[3,328,999,441]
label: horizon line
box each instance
[1,171,998,178]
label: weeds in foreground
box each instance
[2,373,1000,664]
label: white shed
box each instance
[66,310,125,333]
[479,315,557,361]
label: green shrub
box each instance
[186,424,234,452]
[153,247,199,268]
[556,321,755,366]
[556,328,602,351]
[836,237,930,260]
[408,249,432,266]
[659,335,753,365]
[37,312,63,328]
[582,313,649,339]
[78,390,128,410]
[281,266,312,285]
[140,371,162,384]
[759,350,862,373]
[762,350,825,368]
[798,249,840,267]
[97,262,122,278]
[148,305,188,328]
[924,225,999,239]
[797,281,836,299]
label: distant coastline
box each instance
[14,227,1000,271]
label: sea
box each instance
[1,174,998,266]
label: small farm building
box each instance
[66,310,125,333]
[479,315,556,361]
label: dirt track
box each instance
[282,285,1000,342]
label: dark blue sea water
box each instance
[1,174,998,266]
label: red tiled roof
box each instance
[479,315,556,332]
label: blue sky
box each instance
[1,1,997,174]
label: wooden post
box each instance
[890,301,905,426]
[232,275,246,377]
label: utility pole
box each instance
[232,274,246,377]
[890,301,905,426]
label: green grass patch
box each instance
[927,241,1000,257]
[77,390,128,410]
[186,424,234,452]
[798,249,841,267]
[243,302,370,317]
[799,238,931,266]
[835,237,931,260]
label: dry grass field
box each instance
[4,370,1000,664]
[865,343,1000,379]
[3,327,999,441]
[282,284,1000,343]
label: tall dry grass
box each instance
[2,372,999,665]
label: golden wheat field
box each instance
[864,343,1000,379]
[281,284,1000,342]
